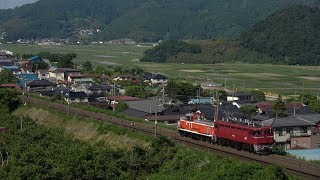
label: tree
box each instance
[0,69,17,84]
[141,40,202,63]
[273,95,287,117]
[165,81,200,103]
[0,88,20,112]
[32,61,49,72]
[115,102,129,112]
[82,61,93,73]
[129,66,144,76]
[241,105,257,116]
[57,53,77,68]
[125,86,152,98]
[251,90,266,102]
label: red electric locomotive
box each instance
[178,112,275,154]
[215,118,274,154]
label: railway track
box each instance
[21,96,320,179]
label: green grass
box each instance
[2,44,320,95]
[0,44,149,65]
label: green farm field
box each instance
[1,44,320,95]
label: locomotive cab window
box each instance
[252,131,262,136]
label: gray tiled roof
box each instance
[262,117,314,127]
[123,108,149,118]
[124,99,165,113]
[296,114,320,124]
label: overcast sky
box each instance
[0,0,38,9]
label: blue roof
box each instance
[189,97,214,104]
[17,73,39,86]
[30,56,42,63]
[286,149,320,160]
[3,66,19,69]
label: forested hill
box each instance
[241,6,320,65]
[0,0,319,42]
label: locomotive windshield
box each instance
[252,130,262,136]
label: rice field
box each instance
[1,44,320,95]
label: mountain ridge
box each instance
[0,0,320,42]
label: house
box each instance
[0,59,15,67]
[107,96,141,103]
[29,56,42,63]
[255,102,312,119]
[188,97,215,105]
[144,114,181,124]
[16,60,33,72]
[37,87,70,97]
[16,73,40,87]
[143,72,168,84]
[227,91,253,102]
[112,75,135,81]
[27,79,57,90]
[67,74,94,83]
[65,91,88,103]
[48,68,81,81]
[87,84,113,94]
[74,78,94,85]
[1,66,20,74]
[123,99,165,118]
[296,114,320,135]
[262,117,314,150]
[37,69,49,79]
[0,84,20,90]
[0,51,13,59]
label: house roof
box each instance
[108,96,141,101]
[2,65,19,69]
[143,72,168,80]
[68,74,94,78]
[0,84,20,89]
[123,108,150,118]
[227,91,252,97]
[27,79,57,87]
[74,78,94,83]
[51,68,81,73]
[296,114,320,124]
[114,74,133,78]
[189,97,214,104]
[262,117,314,127]
[144,114,180,122]
[88,84,113,91]
[178,102,243,120]
[17,73,40,86]
[151,74,167,80]
[0,59,15,66]
[66,91,88,99]
[124,99,165,113]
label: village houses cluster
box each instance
[0,50,319,151]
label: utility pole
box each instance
[68,82,70,117]
[154,97,158,137]
[20,117,23,130]
[162,86,165,104]
[224,78,227,91]
[113,81,116,113]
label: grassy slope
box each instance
[13,106,150,150]
[11,106,295,179]
[2,44,320,95]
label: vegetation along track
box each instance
[20,96,320,179]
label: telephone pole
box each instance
[154,97,158,137]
